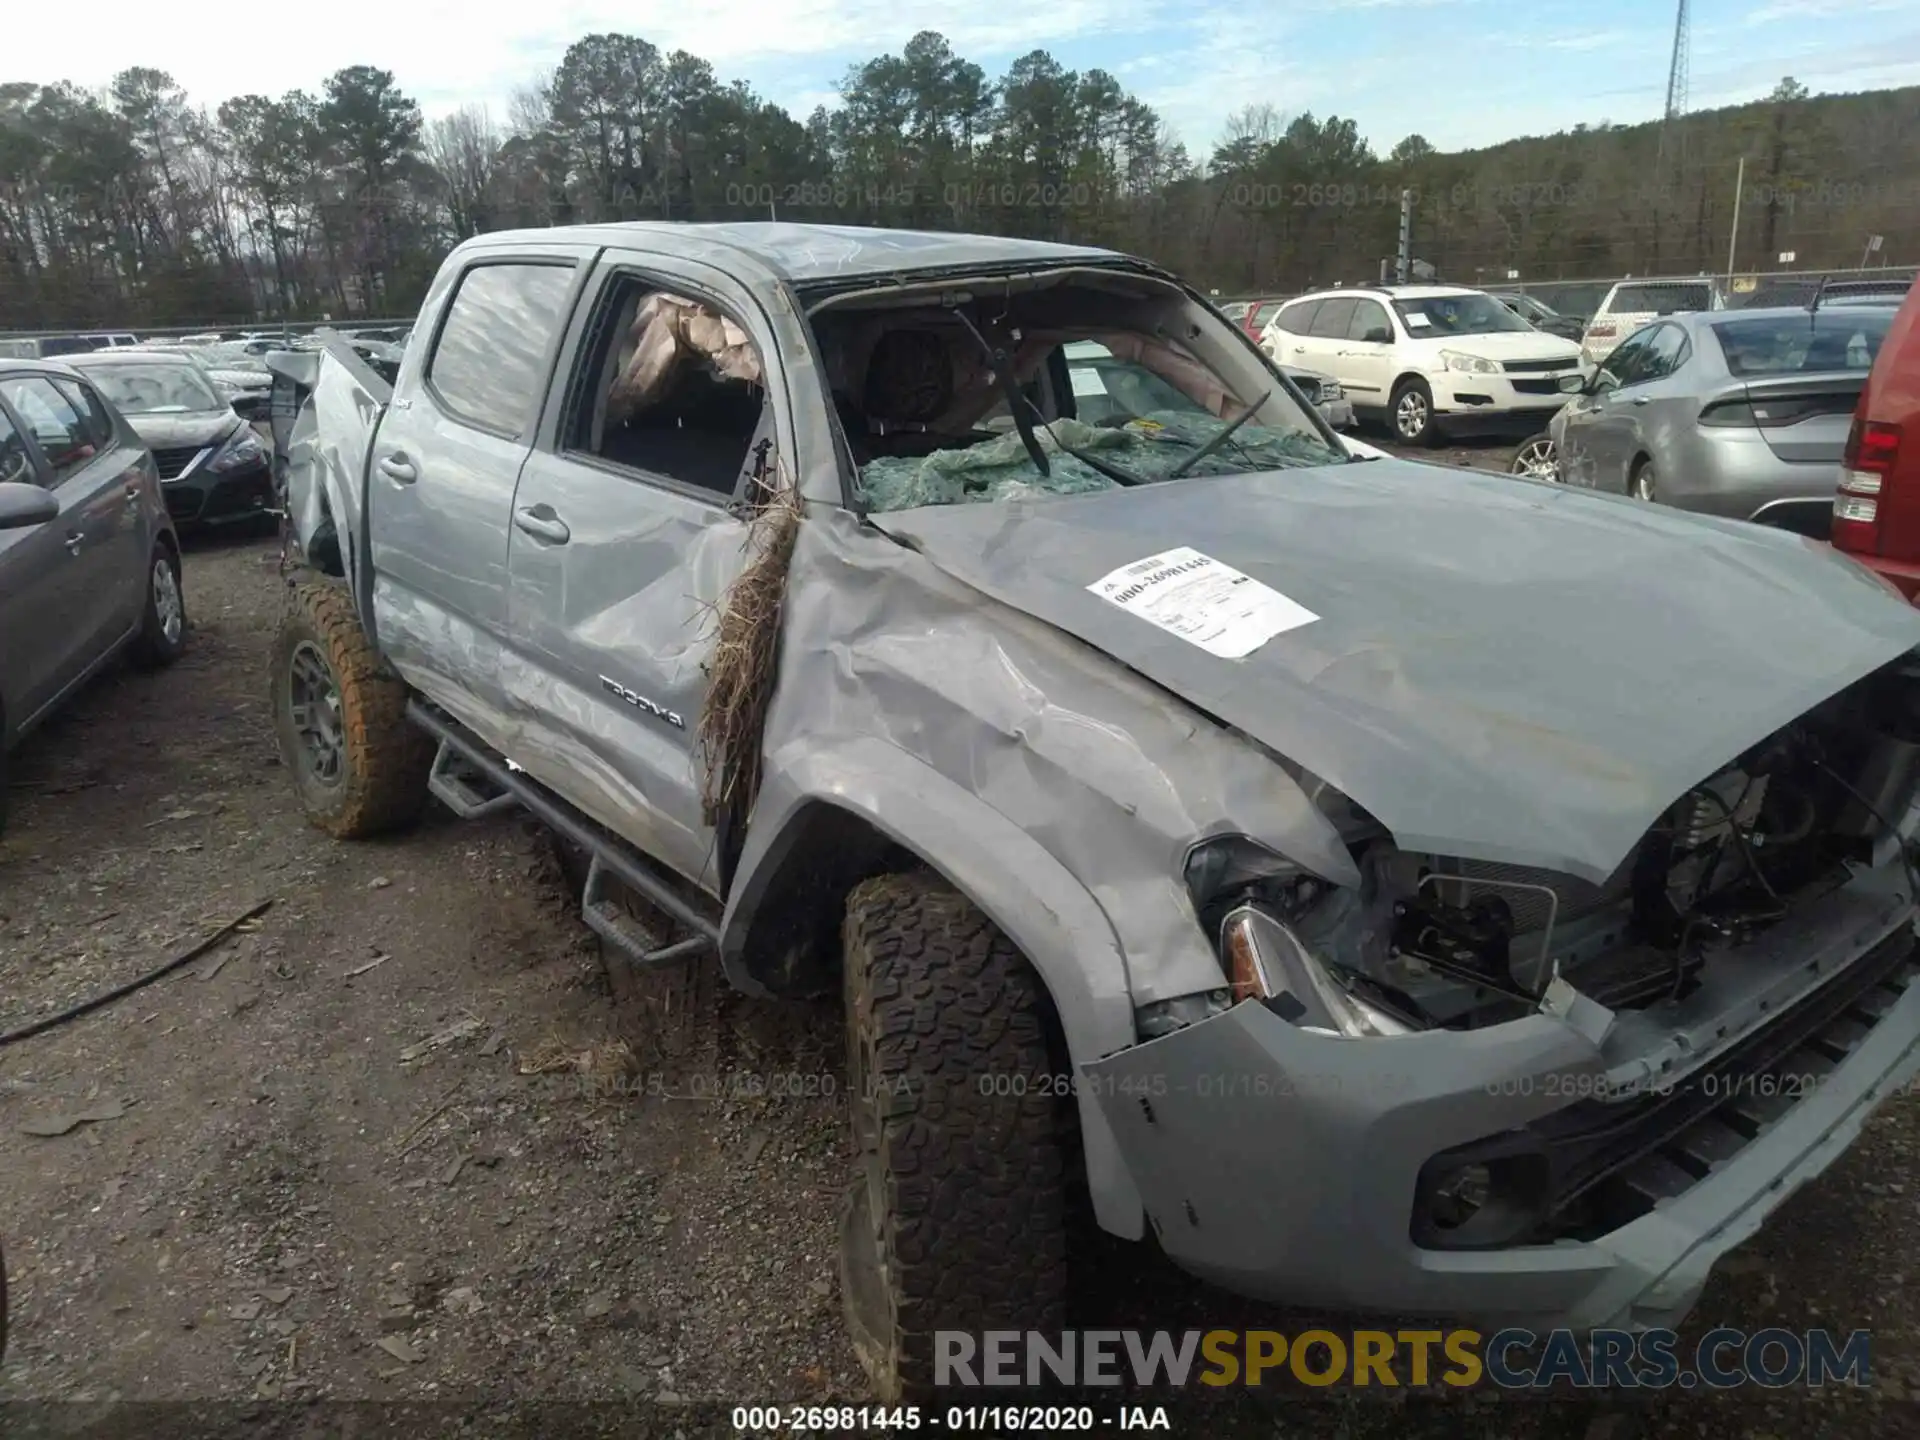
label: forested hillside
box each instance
[2,32,1915,328]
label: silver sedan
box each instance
[1549,304,1895,537]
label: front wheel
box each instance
[1391,377,1439,446]
[1630,457,1658,503]
[1509,432,1559,481]
[270,580,431,838]
[839,872,1072,1402]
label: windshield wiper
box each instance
[951,310,1149,488]
[953,311,1051,478]
[1165,393,1270,479]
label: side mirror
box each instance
[1556,372,1587,395]
[0,480,58,531]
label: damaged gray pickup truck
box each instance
[268,221,1920,1399]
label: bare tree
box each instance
[426,105,503,239]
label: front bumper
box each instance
[1317,398,1355,430]
[1432,372,1576,431]
[1087,859,1920,1331]
[162,456,276,527]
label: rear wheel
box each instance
[130,540,187,669]
[838,871,1072,1402]
[271,580,431,837]
[1630,456,1658,503]
[1391,377,1438,446]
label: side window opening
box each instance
[564,276,769,500]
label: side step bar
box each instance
[406,701,720,964]
[427,742,519,819]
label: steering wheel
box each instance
[0,445,29,486]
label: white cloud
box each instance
[1748,0,1911,22]
[4,0,1160,118]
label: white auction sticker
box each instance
[1086,547,1318,659]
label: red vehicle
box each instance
[1833,283,1920,598]
[1221,295,1291,342]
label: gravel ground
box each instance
[0,520,1917,1438]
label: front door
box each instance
[1558,328,1655,493]
[367,246,592,747]
[503,252,788,895]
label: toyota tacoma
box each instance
[267,222,1920,1400]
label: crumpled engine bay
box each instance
[1189,655,1920,1036]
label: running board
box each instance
[427,741,519,819]
[405,701,721,961]
[582,856,714,967]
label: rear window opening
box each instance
[1710,311,1892,377]
[801,272,1342,513]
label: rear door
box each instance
[367,245,593,747]
[502,250,793,894]
[1264,299,1321,363]
[1297,297,1357,382]
[1337,297,1397,408]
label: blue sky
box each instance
[12,0,1920,158]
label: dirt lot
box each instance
[2,521,1919,1437]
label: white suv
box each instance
[1260,285,1584,445]
[1578,277,1720,366]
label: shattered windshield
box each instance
[836,318,1344,514]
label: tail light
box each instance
[1834,416,1902,553]
[1587,323,1616,339]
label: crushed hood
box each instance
[871,460,1920,883]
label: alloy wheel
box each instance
[152,557,184,644]
[1395,389,1429,441]
[1632,464,1658,502]
[1510,437,1559,481]
[287,641,346,787]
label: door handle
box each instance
[513,507,570,545]
[124,481,141,502]
[1292,346,1307,354]
[377,453,417,484]
[1630,395,1651,406]
[65,530,83,555]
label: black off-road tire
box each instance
[839,871,1072,1403]
[271,580,431,838]
[130,537,187,669]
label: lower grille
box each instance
[1512,377,1564,395]
[151,444,206,481]
[1552,927,1915,1228]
